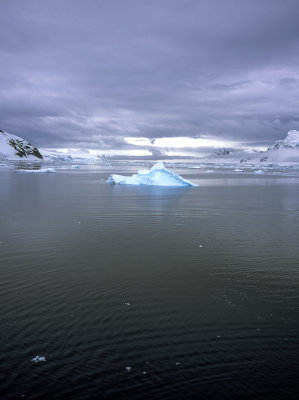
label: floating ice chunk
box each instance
[143,371,147,374]
[31,355,46,363]
[176,362,181,365]
[71,165,80,169]
[234,169,243,172]
[254,170,265,174]
[124,301,131,306]
[125,367,131,372]
[18,168,56,173]
[107,162,197,187]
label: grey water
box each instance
[0,165,299,399]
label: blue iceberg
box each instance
[107,162,197,187]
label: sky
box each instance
[1,0,299,157]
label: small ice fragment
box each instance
[31,356,46,363]
[125,367,131,372]
[176,362,181,366]
[18,168,56,173]
[124,301,131,306]
[71,165,80,169]
[254,170,264,174]
[217,335,221,338]
[143,371,147,374]
[234,169,242,172]
[205,170,214,173]
[78,221,81,224]
[199,245,203,248]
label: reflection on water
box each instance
[0,167,298,400]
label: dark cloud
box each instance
[1,0,299,155]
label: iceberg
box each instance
[17,168,57,173]
[31,355,46,363]
[107,162,197,187]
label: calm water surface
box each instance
[0,166,299,399]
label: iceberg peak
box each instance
[150,161,166,170]
[107,162,197,187]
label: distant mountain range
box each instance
[1,128,299,165]
[210,130,299,165]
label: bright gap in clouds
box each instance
[125,136,243,149]
[89,149,152,157]
[41,147,152,157]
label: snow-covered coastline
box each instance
[1,129,299,171]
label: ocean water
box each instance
[0,165,299,399]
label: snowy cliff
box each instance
[0,129,43,161]
[268,130,299,150]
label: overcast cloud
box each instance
[1,0,299,156]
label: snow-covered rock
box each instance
[0,129,43,161]
[214,149,231,156]
[107,162,198,187]
[205,130,299,167]
[269,130,299,150]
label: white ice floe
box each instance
[124,301,131,306]
[107,162,197,187]
[17,168,56,173]
[125,367,131,372]
[31,356,46,363]
[254,170,265,174]
[234,169,243,172]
